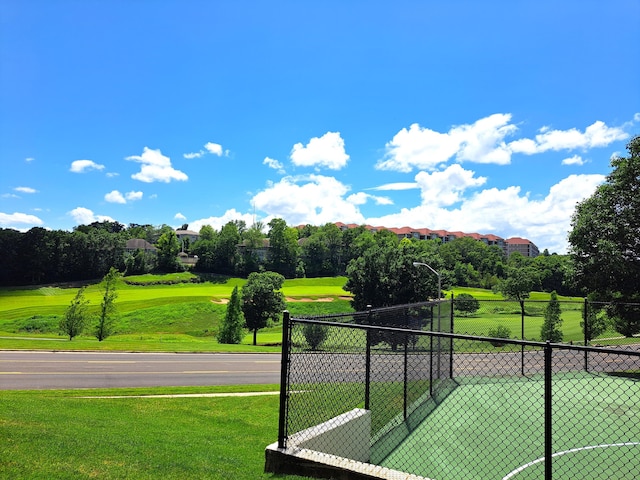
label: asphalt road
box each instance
[0,351,283,390]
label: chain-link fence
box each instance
[267,301,640,480]
[450,297,640,347]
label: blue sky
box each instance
[1,1,639,254]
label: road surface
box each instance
[0,351,282,390]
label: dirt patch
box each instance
[211,299,229,304]
[285,297,335,302]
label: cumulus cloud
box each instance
[263,157,285,173]
[377,114,517,172]
[25,157,34,163]
[68,207,114,225]
[508,120,628,154]
[346,192,393,206]
[14,187,37,194]
[105,190,126,204]
[70,159,105,173]
[378,114,631,173]
[189,209,256,233]
[561,155,585,166]
[104,190,143,204]
[126,147,188,183]
[0,211,44,227]
[415,164,487,207]
[290,132,349,170]
[251,174,364,226]
[174,212,187,221]
[365,173,605,253]
[204,142,224,156]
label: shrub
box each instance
[303,323,329,351]
[487,324,511,347]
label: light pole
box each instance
[413,262,442,381]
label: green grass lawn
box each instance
[0,275,634,352]
[0,385,310,480]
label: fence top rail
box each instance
[288,316,640,357]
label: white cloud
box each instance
[126,191,143,201]
[378,114,517,172]
[204,142,224,156]
[415,164,487,207]
[126,147,188,183]
[174,212,187,221]
[68,207,114,225]
[290,132,350,170]
[105,190,143,204]
[184,150,205,159]
[25,157,34,162]
[14,186,37,194]
[365,173,605,253]
[369,182,418,191]
[263,156,285,173]
[509,120,628,154]
[105,190,126,204]
[378,114,633,173]
[252,174,364,226]
[0,211,44,227]
[189,209,256,233]
[561,155,585,166]
[70,159,105,173]
[2,193,20,199]
[346,192,393,206]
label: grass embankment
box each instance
[0,275,352,351]
[0,385,309,480]
[0,276,631,350]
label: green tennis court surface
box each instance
[380,373,640,479]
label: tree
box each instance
[267,218,299,278]
[581,298,609,343]
[217,286,245,344]
[60,287,90,340]
[156,230,182,272]
[454,293,480,316]
[95,267,120,341]
[540,291,563,342]
[302,324,329,351]
[569,135,640,336]
[495,267,540,318]
[241,271,286,345]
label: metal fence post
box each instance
[521,299,526,376]
[429,304,434,397]
[403,337,408,420]
[584,298,589,372]
[365,306,372,411]
[449,294,454,379]
[544,341,553,479]
[277,310,291,449]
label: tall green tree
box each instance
[540,291,563,342]
[495,267,540,318]
[241,271,286,345]
[217,286,244,344]
[156,230,182,272]
[267,218,299,278]
[95,267,120,341]
[569,135,640,336]
[60,287,90,340]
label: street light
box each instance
[413,261,442,381]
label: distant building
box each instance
[331,222,539,258]
[124,239,157,255]
[504,237,540,258]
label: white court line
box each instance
[502,442,640,480]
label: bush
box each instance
[487,325,511,347]
[303,324,329,351]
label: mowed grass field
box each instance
[0,275,629,351]
[0,384,313,480]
